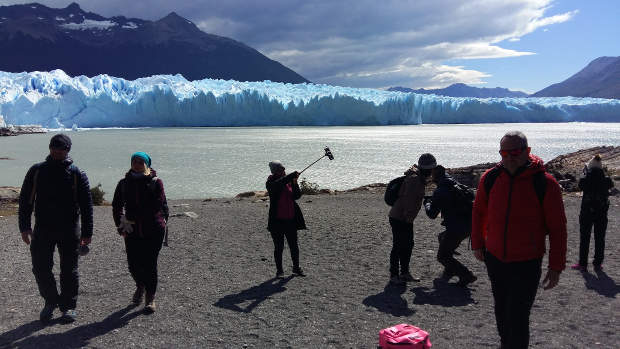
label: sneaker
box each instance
[456,274,477,287]
[570,263,587,271]
[292,267,306,277]
[144,293,156,314]
[60,309,77,323]
[275,270,285,279]
[593,264,603,272]
[399,272,421,282]
[389,275,404,285]
[132,285,145,305]
[39,303,56,322]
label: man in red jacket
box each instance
[472,131,567,349]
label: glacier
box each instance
[0,69,619,128]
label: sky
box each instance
[1,0,618,93]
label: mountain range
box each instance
[390,56,620,99]
[387,83,529,98]
[0,2,308,83]
[531,56,620,99]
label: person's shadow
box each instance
[582,269,619,298]
[410,278,475,307]
[213,276,293,313]
[362,283,415,317]
[0,305,142,348]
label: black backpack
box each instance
[384,176,405,206]
[450,181,475,213]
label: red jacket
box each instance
[471,154,567,271]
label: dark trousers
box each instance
[485,252,542,349]
[270,229,299,272]
[579,210,608,267]
[124,230,164,295]
[30,228,80,311]
[389,217,414,276]
[437,229,472,279]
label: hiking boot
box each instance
[144,293,155,314]
[60,309,77,323]
[456,274,477,287]
[132,285,145,305]
[39,303,56,322]
[292,267,306,277]
[399,272,421,282]
[570,263,587,271]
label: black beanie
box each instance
[49,134,72,151]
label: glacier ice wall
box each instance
[1,70,619,128]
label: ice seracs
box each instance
[1,70,619,128]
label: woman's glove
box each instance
[118,215,135,235]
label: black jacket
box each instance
[579,167,614,214]
[266,172,306,232]
[424,174,472,233]
[112,169,169,237]
[18,156,93,238]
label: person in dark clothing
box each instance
[424,165,477,287]
[18,134,94,323]
[571,154,614,272]
[266,161,307,278]
[112,152,169,314]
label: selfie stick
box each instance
[299,147,334,175]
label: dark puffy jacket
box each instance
[18,156,93,238]
[578,167,613,214]
[472,154,567,271]
[112,169,169,236]
[424,174,472,233]
[266,172,306,232]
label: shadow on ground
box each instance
[0,305,143,348]
[582,269,619,298]
[362,283,415,317]
[410,278,475,307]
[213,276,293,313]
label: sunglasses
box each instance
[499,147,526,157]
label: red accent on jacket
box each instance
[471,154,567,271]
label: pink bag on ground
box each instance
[378,323,432,349]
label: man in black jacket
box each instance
[424,165,476,287]
[18,134,93,323]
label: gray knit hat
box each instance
[269,161,284,174]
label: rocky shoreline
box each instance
[0,125,47,137]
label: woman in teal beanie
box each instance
[112,151,168,314]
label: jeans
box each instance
[30,228,80,311]
[485,251,542,349]
[124,230,165,295]
[270,229,299,272]
[578,210,608,267]
[437,229,472,279]
[389,217,414,276]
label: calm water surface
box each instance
[1,123,619,199]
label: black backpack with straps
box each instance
[384,176,405,206]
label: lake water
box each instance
[1,123,619,199]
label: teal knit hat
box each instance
[131,151,151,167]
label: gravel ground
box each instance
[0,190,618,348]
